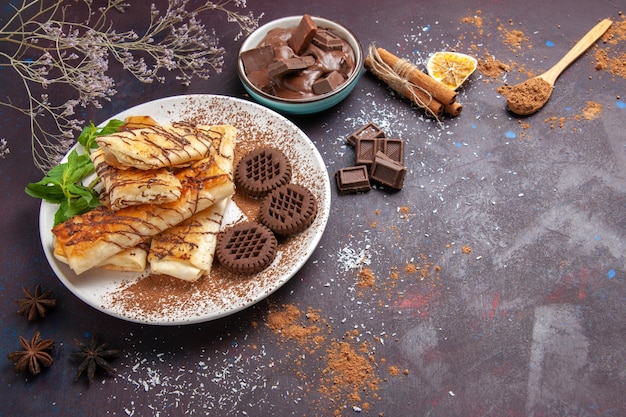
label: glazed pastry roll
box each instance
[91,148,182,210]
[52,156,235,275]
[148,198,229,281]
[96,243,149,272]
[210,126,236,176]
[95,123,237,170]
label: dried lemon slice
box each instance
[426,51,478,90]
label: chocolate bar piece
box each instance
[240,44,275,74]
[335,166,371,194]
[347,122,386,147]
[370,151,406,190]
[267,56,315,78]
[355,137,381,166]
[380,138,405,165]
[312,71,345,95]
[312,29,344,51]
[289,14,318,55]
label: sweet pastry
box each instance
[148,198,229,281]
[216,221,278,274]
[52,157,235,275]
[91,148,182,210]
[96,123,236,171]
[97,244,149,272]
[259,183,317,236]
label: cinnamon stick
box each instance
[376,47,457,105]
[365,55,444,118]
[444,101,463,116]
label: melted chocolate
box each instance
[245,26,356,99]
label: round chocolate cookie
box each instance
[259,183,318,236]
[216,222,278,274]
[235,147,292,197]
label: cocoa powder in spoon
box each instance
[498,77,553,115]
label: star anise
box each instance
[71,334,120,385]
[7,331,55,375]
[17,284,56,321]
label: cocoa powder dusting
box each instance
[499,21,531,51]
[582,101,603,119]
[544,101,603,130]
[357,267,376,288]
[265,303,384,414]
[595,17,626,78]
[259,207,446,413]
[322,340,380,414]
[266,304,325,345]
[478,55,510,78]
[461,10,483,30]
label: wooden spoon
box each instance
[505,18,612,116]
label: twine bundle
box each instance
[365,43,462,119]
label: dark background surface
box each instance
[1,0,625,416]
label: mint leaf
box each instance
[25,181,65,203]
[26,118,124,226]
[78,119,124,150]
[64,151,95,186]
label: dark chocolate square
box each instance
[355,137,381,166]
[369,151,406,190]
[347,122,386,147]
[312,71,345,95]
[335,166,371,194]
[267,56,315,78]
[312,29,344,51]
[380,138,405,165]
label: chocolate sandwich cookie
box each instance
[259,183,318,236]
[216,222,278,274]
[235,147,292,198]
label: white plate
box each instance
[39,94,331,325]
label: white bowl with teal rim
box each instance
[237,15,363,115]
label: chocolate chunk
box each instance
[380,138,405,165]
[355,137,382,166]
[312,29,344,51]
[369,151,406,190]
[216,222,278,274]
[267,56,316,78]
[335,166,371,194]
[347,122,386,147]
[312,71,345,95]
[288,14,318,55]
[240,44,275,74]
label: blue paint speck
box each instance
[607,269,616,279]
[565,106,571,111]
[423,25,431,32]
[505,131,516,139]
[455,142,463,148]
[594,235,601,241]
[546,40,555,47]
[616,100,626,109]
[471,124,477,129]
